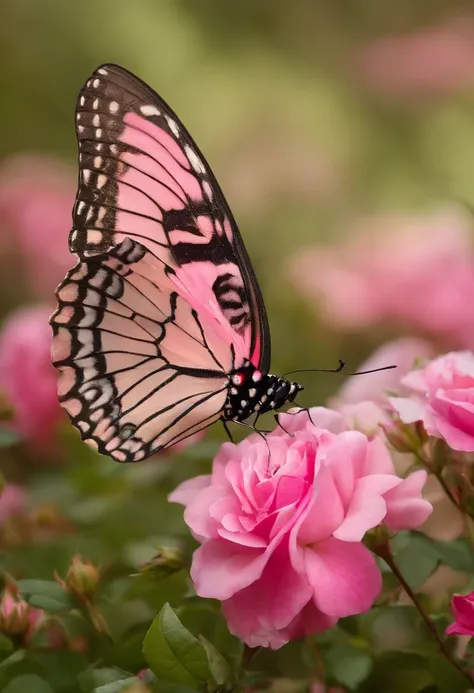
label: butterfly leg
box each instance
[273,414,295,437]
[221,418,235,443]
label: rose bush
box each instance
[390,351,474,452]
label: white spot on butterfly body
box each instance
[80,96,85,106]
[77,201,86,215]
[96,129,102,138]
[70,230,78,243]
[86,207,94,222]
[97,68,108,76]
[96,143,103,152]
[93,99,99,110]
[110,144,118,155]
[97,175,107,190]
[249,388,257,398]
[78,125,84,134]
[252,371,262,382]
[109,101,119,114]
[76,113,81,121]
[86,80,92,88]
[240,399,247,408]
[83,170,91,183]
[94,156,103,168]
[92,114,100,127]
[165,115,179,137]
[184,144,206,174]
[140,104,160,117]
[230,387,238,395]
[93,78,100,88]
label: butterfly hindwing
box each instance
[71,63,270,372]
[51,237,229,462]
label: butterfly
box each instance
[50,64,303,462]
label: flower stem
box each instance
[375,542,474,686]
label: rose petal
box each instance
[305,537,382,617]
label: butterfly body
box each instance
[224,362,301,421]
[51,64,303,462]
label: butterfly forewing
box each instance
[71,63,270,372]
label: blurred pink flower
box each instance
[446,591,474,636]
[0,155,74,296]
[390,351,474,452]
[289,209,474,348]
[332,339,434,406]
[0,305,62,447]
[0,484,27,523]
[170,407,431,648]
[353,19,474,99]
[329,339,434,434]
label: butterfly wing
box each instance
[51,237,230,461]
[71,63,270,372]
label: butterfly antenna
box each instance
[283,360,346,377]
[283,361,397,378]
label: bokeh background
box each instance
[0,1,474,689]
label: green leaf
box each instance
[94,679,138,693]
[79,667,135,693]
[393,535,438,589]
[0,428,20,448]
[17,579,75,612]
[359,652,432,693]
[176,603,243,669]
[416,534,474,572]
[143,602,210,688]
[3,675,54,693]
[0,635,13,652]
[0,650,25,670]
[325,643,372,689]
[429,653,470,693]
[199,635,233,687]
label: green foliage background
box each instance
[1,2,474,692]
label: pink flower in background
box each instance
[0,484,27,523]
[0,305,62,447]
[289,209,474,348]
[353,19,474,99]
[0,155,74,296]
[446,591,474,636]
[329,338,434,434]
[170,407,431,648]
[390,351,474,452]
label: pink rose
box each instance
[0,305,63,447]
[329,338,434,435]
[446,591,474,636]
[170,408,432,648]
[288,210,474,348]
[352,19,474,100]
[390,351,474,452]
[0,155,75,296]
[0,484,27,523]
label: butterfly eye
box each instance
[120,424,137,440]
